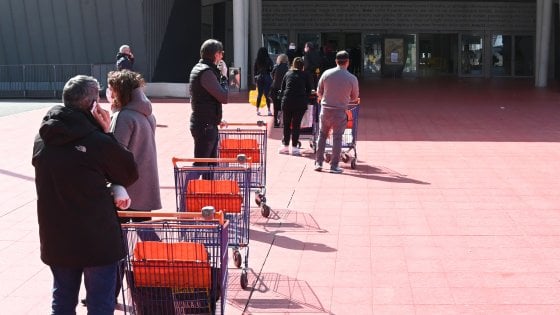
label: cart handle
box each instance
[222,120,267,127]
[172,156,252,168]
[118,210,225,225]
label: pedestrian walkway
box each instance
[1,77,560,314]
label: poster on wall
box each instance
[384,38,404,65]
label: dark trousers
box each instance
[272,93,281,126]
[282,109,306,147]
[190,124,219,166]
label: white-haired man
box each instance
[116,44,134,70]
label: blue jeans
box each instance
[50,262,118,315]
[315,108,347,169]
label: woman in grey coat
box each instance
[107,70,162,220]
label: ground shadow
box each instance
[227,270,334,314]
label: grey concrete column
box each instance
[535,0,542,82]
[249,0,262,80]
[233,0,249,89]
[535,0,552,87]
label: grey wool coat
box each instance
[110,88,162,210]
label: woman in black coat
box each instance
[253,47,274,116]
[279,57,312,156]
[270,54,289,127]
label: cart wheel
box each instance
[240,269,249,289]
[325,153,332,163]
[350,158,357,169]
[233,250,242,268]
[297,141,302,148]
[341,153,350,163]
[261,204,271,218]
[309,140,314,149]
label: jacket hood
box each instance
[38,105,98,146]
[124,88,152,117]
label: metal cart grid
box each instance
[216,122,272,217]
[172,158,252,288]
[120,215,229,315]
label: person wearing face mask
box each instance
[116,44,135,71]
[188,39,229,166]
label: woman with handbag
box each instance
[278,57,312,156]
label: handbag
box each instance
[300,104,314,129]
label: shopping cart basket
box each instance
[172,157,251,289]
[314,101,360,169]
[119,211,229,315]
[217,121,272,217]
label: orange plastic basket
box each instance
[185,179,242,213]
[132,241,211,288]
[219,138,260,163]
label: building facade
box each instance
[0,0,557,96]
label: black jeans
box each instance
[190,123,219,166]
[282,109,306,147]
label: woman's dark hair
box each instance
[291,57,304,70]
[255,47,271,68]
[200,39,223,61]
[107,70,145,111]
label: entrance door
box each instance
[418,34,457,76]
[363,34,382,77]
[460,35,484,76]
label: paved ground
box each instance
[1,78,560,314]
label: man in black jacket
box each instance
[32,75,138,314]
[189,39,228,166]
[116,44,134,70]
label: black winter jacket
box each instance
[32,105,138,267]
[189,59,224,127]
[280,69,312,111]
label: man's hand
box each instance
[219,120,228,129]
[92,104,111,133]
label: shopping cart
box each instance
[313,101,360,169]
[172,157,251,289]
[119,211,229,315]
[216,121,272,217]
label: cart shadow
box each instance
[345,163,431,184]
[227,270,334,314]
[249,228,336,252]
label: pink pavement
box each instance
[1,77,560,314]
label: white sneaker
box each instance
[291,147,301,156]
[278,146,289,154]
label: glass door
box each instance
[491,34,512,76]
[460,34,484,76]
[514,35,534,77]
[363,34,382,77]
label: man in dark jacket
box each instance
[32,75,138,314]
[116,44,134,70]
[189,39,228,166]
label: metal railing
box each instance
[0,64,115,98]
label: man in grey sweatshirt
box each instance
[314,50,359,173]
